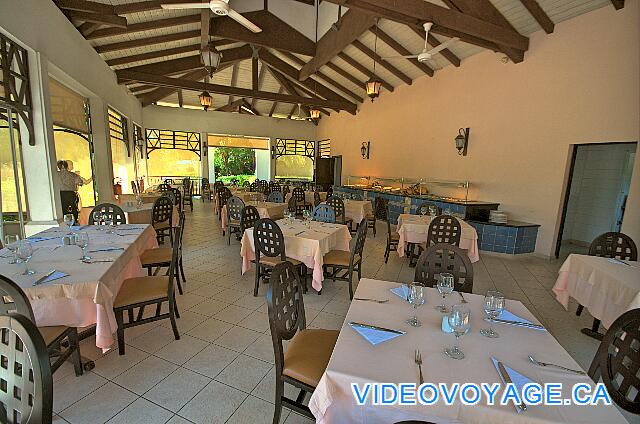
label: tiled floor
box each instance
[50,202,622,423]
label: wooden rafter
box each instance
[265,65,314,117]
[120,70,358,112]
[519,0,554,34]
[216,98,245,112]
[177,90,184,107]
[66,10,128,28]
[137,68,209,106]
[241,99,260,116]
[228,63,239,104]
[325,61,370,93]
[113,0,199,15]
[371,27,434,77]
[78,22,101,37]
[252,55,259,91]
[95,30,201,53]
[200,2,210,50]
[611,0,625,9]
[299,9,377,80]
[87,14,200,40]
[441,0,523,63]
[337,52,394,92]
[56,0,115,14]
[269,87,284,116]
[252,64,266,109]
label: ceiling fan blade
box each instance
[381,55,419,59]
[161,3,211,9]
[227,8,262,33]
[426,37,459,55]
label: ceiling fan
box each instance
[383,22,458,63]
[291,103,311,121]
[161,0,262,33]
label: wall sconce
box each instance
[454,128,470,156]
[361,141,370,159]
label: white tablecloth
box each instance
[343,199,373,224]
[220,201,287,230]
[240,219,351,291]
[396,214,480,263]
[309,278,627,424]
[79,203,178,226]
[0,225,157,350]
[552,254,640,328]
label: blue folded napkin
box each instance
[43,271,68,283]
[390,285,408,299]
[28,236,58,242]
[442,315,453,333]
[349,322,405,346]
[491,356,534,413]
[70,225,88,231]
[89,247,124,253]
[491,310,546,331]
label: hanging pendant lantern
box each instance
[201,43,222,74]
[199,91,212,110]
[366,20,382,102]
[310,109,321,120]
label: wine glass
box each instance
[302,209,311,227]
[480,290,505,338]
[93,211,104,230]
[63,213,75,234]
[76,232,90,261]
[405,283,425,327]
[16,240,35,275]
[104,215,114,234]
[435,273,455,313]
[4,234,20,264]
[444,304,471,360]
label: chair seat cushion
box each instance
[228,218,240,226]
[323,250,358,267]
[365,213,375,221]
[38,325,69,346]
[389,232,400,241]
[140,247,172,266]
[259,256,302,267]
[114,276,168,308]
[153,221,171,231]
[283,329,339,387]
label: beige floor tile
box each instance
[215,354,272,392]
[144,367,211,413]
[243,334,275,364]
[213,304,255,324]
[93,345,149,379]
[215,325,263,352]
[128,324,179,353]
[154,334,210,365]
[226,395,289,424]
[59,382,137,424]
[187,317,233,342]
[177,380,247,424]
[159,309,208,333]
[113,356,178,395]
[53,371,107,413]
[105,397,173,424]
[188,297,231,316]
[184,343,239,378]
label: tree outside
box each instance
[213,147,256,185]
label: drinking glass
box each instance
[63,213,75,234]
[16,240,35,275]
[104,216,114,234]
[93,211,104,230]
[405,283,425,327]
[444,304,471,360]
[480,290,505,338]
[436,273,454,313]
[303,209,311,227]
[4,234,20,264]
[76,232,91,261]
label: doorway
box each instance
[555,142,637,258]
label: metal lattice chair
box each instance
[88,203,127,225]
[588,308,640,414]
[158,183,171,193]
[313,191,322,208]
[217,188,232,221]
[226,196,245,244]
[414,243,473,293]
[416,201,442,216]
[288,196,305,217]
[253,218,306,297]
[240,205,261,236]
[410,215,462,266]
[323,219,368,299]
[164,191,176,205]
[577,232,638,339]
[271,182,281,193]
[114,222,182,355]
[0,313,53,424]
[250,181,259,192]
[267,261,339,424]
[312,204,336,223]
[172,187,183,213]
[292,187,307,208]
[183,179,194,212]
[351,193,363,201]
[325,196,353,229]
[267,192,284,203]
[366,196,385,238]
[382,204,400,264]
[201,177,211,203]
[0,274,83,377]
[152,196,174,245]
[282,185,290,198]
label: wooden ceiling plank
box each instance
[113,0,199,15]
[66,10,128,28]
[299,9,377,81]
[372,27,434,76]
[519,0,554,34]
[352,39,413,85]
[56,0,115,14]
[105,40,235,67]
[95,30,201,53]
[325,61,368,91]
[122,70,358,112]
[88,14,200,40]
[210,10,316,56]
[337,52,394,92]
[611,0,625,9]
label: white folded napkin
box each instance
[349,322,405,346]
[489,310,547,331]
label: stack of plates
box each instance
[489,210,508,224]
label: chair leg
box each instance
[69,329,83,377]
[576,304,584,316]
[176,271,184,295]
[254,264,261,297]
[348,275,354,300]
[227,226,231,245]
[146,267,152,276]
[173,294,181,319]
[115,310,125,355]
[384,244,390,263]
[273,379,284,424]
[169,300,180,340]
[179,257,187,283]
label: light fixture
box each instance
[201,43,222,74]
[366,21,382,102]
[199,74,213,111]
[361,141,370,159]
[310,109,321,120]
[454,128,470,156]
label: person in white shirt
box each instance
[57,160,92,222]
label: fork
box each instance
[458,291,468,303]
[415,349,424,386]
[353,298,389,304]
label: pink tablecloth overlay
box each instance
[553,254,640,328]
[3,225,157,350]
[342,199,373,224]
[220,202,287,230]
[309,278,628,424]
[396,214,480,262]
[240,219,351,291]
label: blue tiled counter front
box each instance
[333,186,540,255]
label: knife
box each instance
[491,318,545,330]
[497,361,527,412]
[349,322,406,335]
[33,269,56,286]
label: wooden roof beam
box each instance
[269,88,284,117]
[66,10,128,28]
[252,63,266,109]
[56,0,115,14]
[325,61,370,93]
[611,0,625,9]
[228,63,239,104]
[136,68,209,106]
[216,98,245,112]
[87,14,200,39]
[113,0,199,14]
[372,27,434,76]
[337,52,394,93]
[352,40,412,85]
[519,0,554,34]
[78,22,101,37]
[265,65,317,116]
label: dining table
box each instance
[552,254,640,329]
[0,224,157,351]
[309,278,628,424]
[396,214,480,263]
[342,199,373,224]
[119,193,162,204]
[220,201,287,229]
[78,202,179,227]
[240,218,351,291]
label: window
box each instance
[146,129,201,183]
[108,108,135,193]
[273,138,315,181]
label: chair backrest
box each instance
[350,219,368,266]
[182,177,190,187]
[226,196,245,221]
[589,232,637,261]
[588,308,640,414]
[152,196,173,227]
[240,205,261,234]
[164,191,176,205]
[374,197,389,221]
[386,205,393,236]
[314,191,322,207]
[249,181,259,192]
[262,186,271,197]
[416,201,442,216]
[130,180,139,195]
[242,180,250,188]
[326,196,347,223]
[287,196,305,216]
[292,187,305,203]
[183,180,193,197]
[313,204,336,223]
[253,218,286,261]
[172,187,182,212]
[213,180,224,193]
[165,178,174,185]
[426,215,461,247]
[267,192,283,203]
[158,183,171,193]
[201,177,209,191]
[0,274,36,320]
[88,203,127,225]
[282,185,290,197]
[326,186,333,198]
[414,243,473,293]
[174,212,186,256]
[259,180,268,193]
[271,182,281,192]
[0,313,53,424]
[217,189,232,212]
[266,261,306,377]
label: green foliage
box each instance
[217,174,256,185]
[213,147,255,178]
